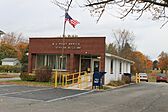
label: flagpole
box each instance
[59,10,66,84]
[63,10,67,37]
[61,10,67,62]
[63,0,73,37]
[60,0,73,84]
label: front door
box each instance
[93,61,100,72]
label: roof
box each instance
[1,58,18,62]
[29,36,106,39]
[105,53,134,64]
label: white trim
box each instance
[105,53,134,64]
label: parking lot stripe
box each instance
[46,90,94,102]
[0,88,53,96]
[0,95,44,102]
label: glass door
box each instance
[93,61,100,72]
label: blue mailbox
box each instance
[93,71,106,88]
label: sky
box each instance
[0,0,168,60]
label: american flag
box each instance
[65,13,79,28]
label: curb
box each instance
[93,83,136,92]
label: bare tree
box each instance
[1,32,27,46]
[53,0,168,27]
[85,0,168,27]
[112,29,134,53]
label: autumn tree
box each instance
[131,51,152,74]
[0,44,18,64]
[146,58,153,70]
[0,32,28,60]
[1,32,27,46]
[158,51,168,73]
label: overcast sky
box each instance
[0,0,167,60]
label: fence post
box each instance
[78,72,81,89]
[135,73,138,84]
[135,73,141,83]
[62,74,64,87]
[138,73,140,83]
[54,71,58,88]
[72,73,75,85]
[65,74,68,87]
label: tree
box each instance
[1,32,28,60]
[0,43,18,64]
[158,51,168,73]
[119,42,133,59]
[20,46,28,64]
[131,51,152,74]
[106,43,118,55]
[146,58,153,70]
[1,32,27,46]
[113,29,134,52]
[111,29,135,58]
[16,42,28,60]
[85,0,168,26]
[153,60,159,70]
[54,0,168,27]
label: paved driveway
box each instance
[0,82,168,112]
[0,85,93,102]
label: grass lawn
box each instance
[0,74,16,78]
[0,80,55,87]
[0,73,20,78]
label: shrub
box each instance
[20,64,28,72]
[122,75,131,84]
[20,72,36,81]
[108,80,125,87]
[35,67,52,82]
[0,65,21,73]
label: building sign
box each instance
[52,42,81,50]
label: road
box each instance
[0,82,168,112]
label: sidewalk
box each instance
[0,77,21,81]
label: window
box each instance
[36,54,45,68]
[110,59,113,74]
[47,55,58,69]
[119,62,122,74]
[59,56,67,70]
[35,54,67,70]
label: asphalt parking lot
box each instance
[0,85,93,102]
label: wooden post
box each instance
[135,73,138,84]
[54,71,58,88]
